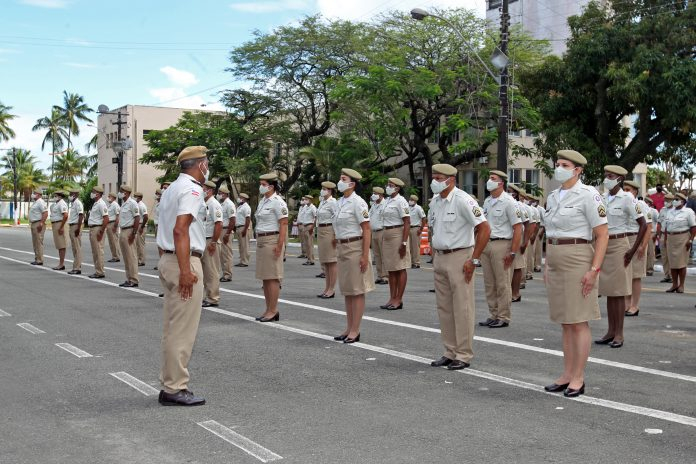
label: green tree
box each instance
[520,0,696,182]
[1,149,46,202]
[32,108,68,181]
[0,101,17,141]
[53,148,89,183]
[52,91,94,149]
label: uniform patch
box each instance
[635,204,642,214]
[281,207,288,215]
[362,210,369,218]
[594,194,602,203]
[598,205,607,217]
[215,210,222,218]
[515,209,521,218]
[403,207,410,214]
[473,207,482,217]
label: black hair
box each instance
[346,175,363,195]
[180,157,205,170]
[267,179,281,194]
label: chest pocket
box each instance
[558,206,579,216]
[608,206,623,216]
[492,209,505,217]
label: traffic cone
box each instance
[420,225,431,256]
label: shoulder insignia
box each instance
[281,207,288,215]
[635,204,642,214]
[473,206,482,218]
[594,194,602,203]
[403,207,410,214]
[598,204,607,218]
[215,210,222,218]
[647,212,652,220]
[362,210,369,218]
[515,209,521,218]
[468,199,475,206]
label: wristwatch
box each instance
[472,258,481,267]
[401,241,408,246]
[510,252,516,257]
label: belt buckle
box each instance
[549,238,559,246]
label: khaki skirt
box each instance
[255,233,284,280]
[667,231,691,269]
[513,247,526,270]
[382,226,411,272]
[545,242,600,324]
[627,234,646,279]
[337,238,375,296]
[317,225,337,264]
[52,222,67,249]
[598,237,631,296]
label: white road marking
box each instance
[0,309,11,317]
[109,372,160,396]
[645,428,663,434]
[55,342,93,358]
[197,420,283,463]
[17,322,45,334]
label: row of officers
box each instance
[24,146,696,405]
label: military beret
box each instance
[372,187,384,194]
[177,146,207,163]
[624,180,640,190]
[219,186,230,194]
[92,186,104,193]
[120,185,132,193]
[489,170,508,180]
[604,165,628,176]
[239,193,249,200]
[644,196,653,204]
[155,188,162,195]
[387,177,404,187]
[676,193,688,202]
[54,190,66,197]
[260,172,278,181]
[303,195,313,200]
[508,184,522,194]
[204,181,216,189]
[341,168,362,180]
[133,192,143,198]
[107,192,117,199]
[664,193,675,200]
[161,181,171,186]
[321,181,336,189]
[556,150,587,166]
[33,188,43,194]
[432,164,457,176]
[410,195,419,202]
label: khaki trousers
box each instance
[481,239,513,322]
[89,227,105,276]
[534,235,543,269]
[433,247,475,362]
[201,239,221,304]
[298,224,306,256]
[220,233,233,279]
[371,229,386,279]
[302,224,314,263]
[647,234,655,271]
[236,225,250,265]
[119,229,139,284]
[106,224,120,260]
[31,221,45,263]
[69,224,82,270]
[526,240,535,276]
[137,230,146,264]
[409,227,421,266]
[660,235,670,276]
[158,253,203,393]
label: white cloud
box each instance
[19,0,70,8]
[159,66,199,88]
[316,0,486,21]
[230,0,311,13]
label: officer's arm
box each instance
[141,213,149,231]
[510,223,522,254]
[61,211,68,226]
[401,215,410,242]
[174,214,196,299]
[132,209,140,234]
[212,220,223,242]
[113,214,120,230]
[40,210,48,225]
[628,216,647,257]
[472,221,491,260]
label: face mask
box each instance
[370,194,379,201]
[31,193,38,200]
[337,180,351,192]
[554,166,575,183]
[385,186,396,196]
[409,201,416,206]
[673,200,682,208]
[430,179,448,194]
[200,162,209,183]
[53,197,59,202]
[90,192,96,199]
[216,194,224,201]
[238,199,244,204]
[70,195,77,202]
[301,200,307,205]
[259,184,270,195]
[603,177,619,191]
[320,189,329,198]
[656,187,663,193]
[118,192,125,199]
[486,179,500,192]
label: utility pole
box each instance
[496,0,510,174]
[11,147,18,221]
[113,111,127,197]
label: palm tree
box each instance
[33,108,68,182]
[52,91,94,149]
[53,148,89,183]
[0,101,17,142]
[1,149,45,215]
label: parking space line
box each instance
[197,420,283,463]
[109,372,160,396]
[17,322,45,334]
[0,309,11,317]
[55,342,93,358]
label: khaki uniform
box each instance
[88,198,109,276]
[50,199,68,250]
[381,194,411,271]
[626,199,651,278]
[534,204,545,270]
[298,203,317,263]
[317,197,338,264]
[333,192,374,296]
[513,201,530,270]
[430,187,486,362]
[646,206,658,271]
[136,201,148,265]
[482,192,521,322]
[68,198,84,271]
[408,203,426,266]
[220,197,236,279]
[106,200,121,260]
[29,198,48,263]
[202,196,223,304]
[235,201,252,265]
[525,202,540,277]
[369,200,387,279]
[156,172,207,394]
[665,207,696,269]
[658,206,674,276]
[119,197,140,284]
[254,193,288,280]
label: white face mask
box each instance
[320,189,329,198]
[216,194,224,201]
[118,192,125,199]
[409,200,416,206]
[259,184,270,195]
[90,192,96,199]
[673,200,682,208]
[238,199,244,204]
[70,195,77,202]
[370,194,378,201]
[31,193,38,200]
[337,180,351,192]
[554,166,575,183]
[486,179,500,192]
[385,186,396,196]
[603,177,619,191]
[200,162,209,183]
[430,178,448,194]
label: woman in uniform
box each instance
[379,177,411,310]
[254,173,288,322]
[316,181,339,298]
[543,150,608,398]
[665,193,696,293]
[623,181,651,316]
[333,168,374,343]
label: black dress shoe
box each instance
[544,382,570,392]
[660,277,672,283]
[386,303,403,310]
[411,264,420,269]
[563,383,585,398]
[526,275,533,280]
[609,340,623,348]
[478,318,496,327]
[594,337,614,345]
[158,389,206,406]
[447,360,470,370]
[334,334,348,341]
[31,261,40,265]
[625,309,639,317]
[430,356,453,367]
[488,319,509,328]
[88,273,105,279]
[379,303,391,309]
[666,287,679,293]
[202,301,219,308]
[154,266,158,270]
[318,293,335,299]
[343,333,360,344]
[67,270,81,275]
[375,278,388,285]
[107,258,120,263]
[429,289,435,292]
[219,277,232,282]
[52,265,65,270]
[316,273,326,278]
[302,261,315,265]
[138,263,145,267]
[158,293,164,297]
[258,313,279,322]
[119,281,138,288]
[297,255,306,259]
[511,296,522,302]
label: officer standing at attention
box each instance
[380,177,411,310]
[479,170,522,329]
[623,180,651,316]
[316,181,339,298]
[49,190,69,270]
[235,193,252,267]
[507,184,531,302]
[643,196,658,276]
[299,195,317,266]
[117,185,141,287]
[408,194,427,269]
[106,192,121,263]
[217,186,236,282]
[369,187,388,285]
[86,186,109,279]
[657,193,675,283]
[429,164,490,370]
[134,192,148,267]
[152,189,162,270]
[521,191,540,281]
[156,145,208,407]
[533,195,545,272]
[296,198,308,260]
[664,192,696,293]
[67,187,84,275]
[28,188,48,265]
[201,181,223,307]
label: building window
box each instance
[461,170,478,198]
[524,169,540,191]
[142,130,151,137]
[508,168,521,185]
[488,0,518,9]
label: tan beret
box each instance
[624,180,640,190]
[133,192,143,198]
[508,184,522,194]
[372,186,384,194]
[409,195,419,202]
[432,164,457,176]
[388,177,404,187]
[676,193,688,202]
[161,181,171,186]
[219,186,229,194]
[120,185,132,193]
[107,192,116,199]
[260,172,278,181]
[321,181,336,189]
[54,190,66,197]
[204,181,216,189]
[341,168,362,180]
[557,150,587,166]
[303,195,313,200]
[33,188,43,194]
[604,165,628,176]
[489,170,508,180]
[177,146,207,163]
[239,193,249,200]
[92,186,104,193]
[155,188,162,195]
[664,193,675,200]
[68,187,79,194]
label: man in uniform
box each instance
[235,193,252,266]
[644,196,658,276]
[106,193,121,262]
[507,184,532,301]
[152,188,161,269]
[218,186,236,282]
[156,145,208,406]
[28,188,48,265]
[87,186,109,279]
[533,195,545,272]
[49,190,69,270]
[408,194,427,269]
[657,193,674,283]
[429,164,490,370]
[299,195,317,265]
[66,188,84,275]
[623,180,651,315]
[201,181,222,307]
[134,192,148,266]
[369,187,388,284]
[479,170,522,328]
[117,185,141,287]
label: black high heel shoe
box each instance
[666,287,679,293]
[343,333,360,344]
[544,382,570,392]
[563,383,585,398]
[258,313,280,323]
[594,337,614,345]
[386,303,403,310]
[319,293,335,299]
[333,334,348,341]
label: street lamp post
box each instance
[97,105,129,202]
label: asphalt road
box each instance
[0,226,695,464]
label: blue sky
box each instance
[0,0,486,171]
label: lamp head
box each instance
[410,8,429,20]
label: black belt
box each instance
[68,223,79,226]
[121,226,133,230]
[338,236,362,244]
[319,223,332,227]
[384,225,402,230]
[668,231,689,235]
[31,220,42,224]
[490,237,510,241]
[410,226,420,228]
[88,225,103,228]
[433,247,470,254]
[257,231,279,237]
[372,228,383,232]
[547,238,590,245]
[608,233,630,239]
[163,250,203,258]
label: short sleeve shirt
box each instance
[68,199,84,224]
[50,199,68,223]
[119,197,140,228]
[255,193,288,233]
[88,198,108,226]
[381,194,410,227]
[369,201,385,231]
[483,192,521,239]
[527,203,540,223]
[667,207,696,233]
[152,201,160,224]
[626,199,651,233]
[658,206,673,230]
[544,181,607,240]
[221,198,236,228]
[650,207,659,232]
[604,190,642,235]
[430,188,487,250]
[409,204,426,225]
[205,196,223,238]
[29,198,48,222]
[236,202,251,226]
[138,201,148,219]
[333,192,369,240]
[107,201,120,222]
[316,197,338,224]
[536,205,546,227]
[155,173,206,253]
